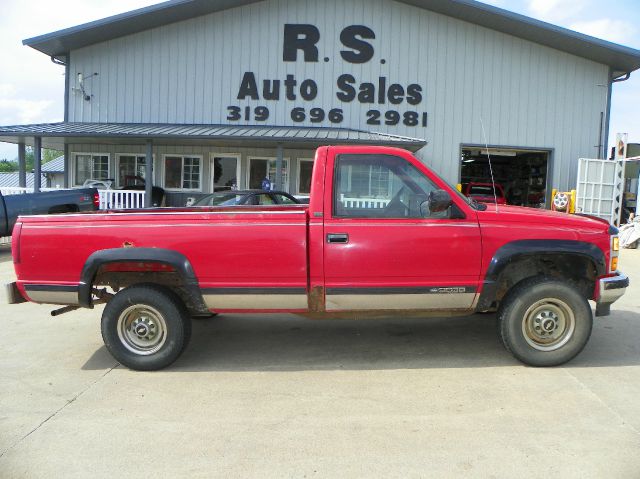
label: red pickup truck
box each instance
[5,146,628,370]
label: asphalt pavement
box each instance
[1,244,639,478]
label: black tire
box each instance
[101,284,191,371]
[498,277,593,367]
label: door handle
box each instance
[327,233,349,244]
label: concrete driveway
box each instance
[1,245,639,478]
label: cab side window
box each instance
[333,154,442,218]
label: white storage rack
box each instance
[575,158,625,226]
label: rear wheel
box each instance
[498,278,592,367]
[101,284,191,371]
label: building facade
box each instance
[1,0,639,207]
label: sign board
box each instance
[615,133,628,160]
[226,24,428,130]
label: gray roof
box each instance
[0,173,47,189]
[22,0,640,74]
[0,122,427,152]
[42,155,65,173]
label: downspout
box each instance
[612,72,631,83]
[604,71,632,159]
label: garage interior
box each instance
[460,147,549,208]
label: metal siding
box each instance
[68,0,609,191]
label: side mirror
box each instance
[421,189,452,217]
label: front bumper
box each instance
[4,282,26,304]
[599,272,629,304]
[595,272,629,316]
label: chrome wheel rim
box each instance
[117,305,167,355]
[521,298,575,352]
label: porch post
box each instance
[145,139,153,207]
[18,141,26,188]
[63,143,70,188]
[275,143,283,191]
[33,137,42,193]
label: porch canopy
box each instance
[0,122,427,205]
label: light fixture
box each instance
[481,149,517,157]
[75,72,99,101]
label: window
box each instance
[334,154,440,218]
[74,154,109,186]
[212,155,239,191]
[117,154,146,187]
[297,159,314,195]
[248,157,289,191]
[163,155,202,190]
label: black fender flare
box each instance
[476,239,606,311]
[78,248,206,311]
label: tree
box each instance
[15,147,63,171]
[0,159,17,172]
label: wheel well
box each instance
[494,254,597,308]
[92,261,205,315]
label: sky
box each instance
[0,0,638,161]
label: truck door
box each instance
[322,150,482,312]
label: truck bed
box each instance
[14,205,310,311]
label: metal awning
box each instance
[0,122,427,152]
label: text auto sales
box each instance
[227,24,428,128]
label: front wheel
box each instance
[498,278,593,367]
[101,284,191,371]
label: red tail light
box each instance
[93,192,100,209]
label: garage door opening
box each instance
[460,147,549,208]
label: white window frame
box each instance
[71,152,111,187]
[247,156,291,192]
[162,154,203,192]
[346,163,393,199]
[115,153,154,188]
[210,153,241,192]
[296,158,314,195]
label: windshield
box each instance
[422,164,483,210]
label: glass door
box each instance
[211,155,240,191]
[248,157,290,191]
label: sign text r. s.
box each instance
[283,24,376,64]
